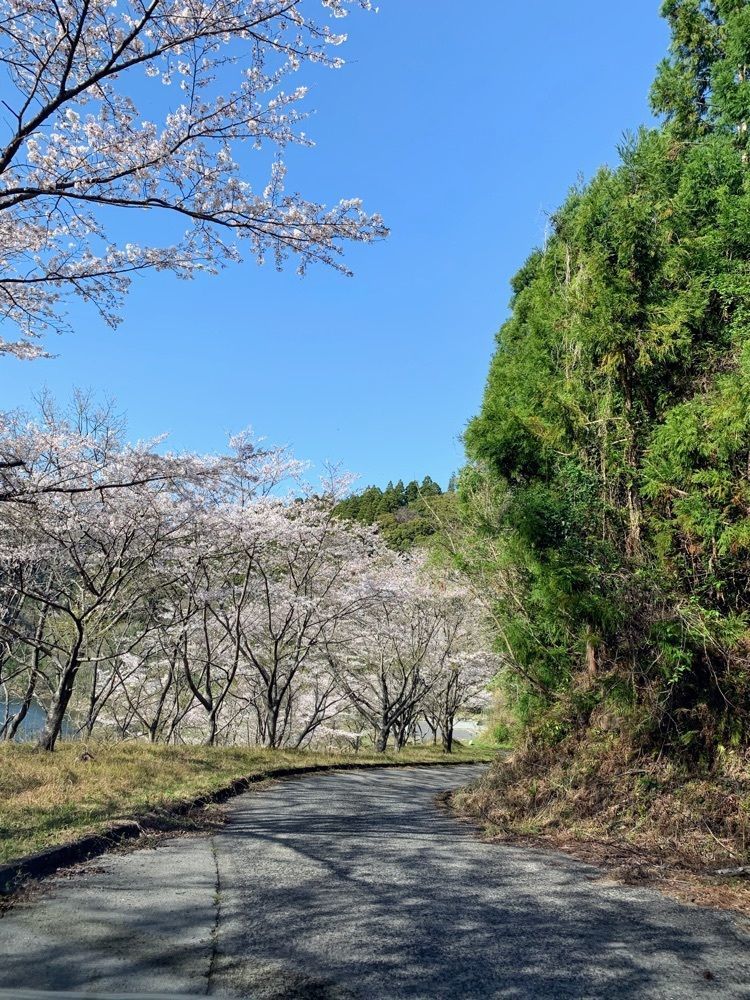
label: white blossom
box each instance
[0,0,385,359]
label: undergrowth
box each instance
[452,727,750,914]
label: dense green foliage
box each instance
[463,0,750,760]
[335,476,447,551]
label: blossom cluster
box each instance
[0,0,385,358]
[0,399,496,750]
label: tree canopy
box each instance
[335,476,447,552]
[462,0,750,759]
[0,0,385,359]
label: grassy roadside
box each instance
[450,733,750,917]
[0,741,494,864]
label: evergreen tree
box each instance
[405,480,420,505]
[462,1,750,758]
[420,475,442,497]
[334,475,447,552]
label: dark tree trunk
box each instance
[393,718,413,751]
[442,720,454,754]
[83,661,100,739]
[4,665,40,742]
[38,660,79,751]
[375,724,390,753]
[148,669,174,743]
[38,624,84,751]
[265,695,280,748]
[4,607,47,742]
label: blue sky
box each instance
[2,2,669,490]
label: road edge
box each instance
[0,757,489,896]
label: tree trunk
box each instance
[38,624,84,751]
[626,484,642,558]
[375,724,389,753]
[38,659,79,751]
[4,607,47,742]
[265,696,280,748]
[622,364,643,559]
[442,721,454,754]
[4,664,40,742]
[83,660,100,739]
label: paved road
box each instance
[1,765,749,999]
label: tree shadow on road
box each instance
[1,767,747,1000]
[214,767,750,999]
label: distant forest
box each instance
[335,476,453,551]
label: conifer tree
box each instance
[462,0,750,758]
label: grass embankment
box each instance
[452,733,750,915]
[0,741,494,864]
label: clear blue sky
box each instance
[2,2,669,490]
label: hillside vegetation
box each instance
[455,0,750,870]
[335,476,449,551]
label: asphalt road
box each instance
[1,765,749,999]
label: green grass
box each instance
[0,741,495,864]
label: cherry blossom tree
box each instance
[0,0,385,359]
[283,662,349,747]
[0,396,189,503]
[0,398,300,748]
[156,513,253,745]
[0,400,498,751]
[417,581,497,751]
[216,496,380,747]
[0,393,301,505]
[0,464,196,749]
[108,643,197,741]
[328,553,444,752]
[327,559,499,753]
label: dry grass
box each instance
[451,732,750,917]
[0,740,494,864]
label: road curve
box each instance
[1,764,749,999]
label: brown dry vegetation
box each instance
[0,741,495,864]
[451,732,750,917]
